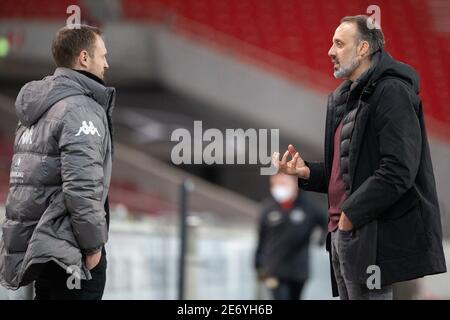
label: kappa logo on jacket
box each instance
[75,121,101,137]
[19,127,33,145]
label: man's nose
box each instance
[105,61,109,69]
[328,45,335,58]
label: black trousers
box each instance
[34,250,107,300]
[271,279,306,300]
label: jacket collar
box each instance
[73,69,105,86]
[330,79,352,107]
[53,67,115,112]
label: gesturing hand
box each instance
[272,144,310,179]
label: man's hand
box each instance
[85,251,102,270]
[338,212,354,231]
[272,144,310,179]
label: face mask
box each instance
[271,185,295,203]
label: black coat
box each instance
[254,194,326,282]
[299,50,447,296]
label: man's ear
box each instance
[78,50,89,68]
[358,41,370,58]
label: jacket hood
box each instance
[369,50,420,94]
[15,68,115,127]
[15,75,85,127]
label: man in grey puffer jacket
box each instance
[0,25,114,299]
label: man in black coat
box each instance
[255,173,326,300]
[273,15,446,299]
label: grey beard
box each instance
[334,55,361,79]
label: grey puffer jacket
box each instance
[0,68,115,290]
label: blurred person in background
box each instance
[273,15,446,300]
[0,25,114,300]
[254,173,326,300]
